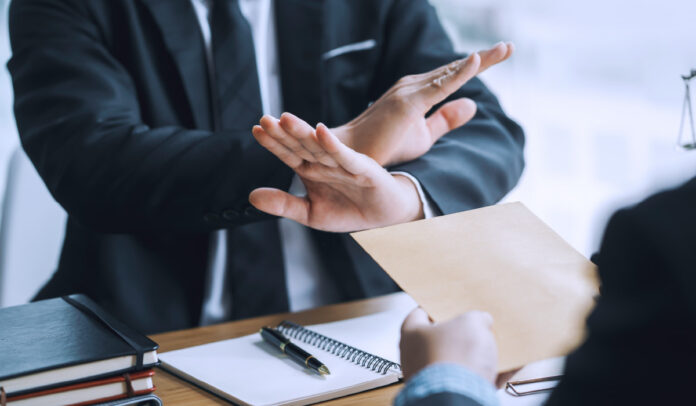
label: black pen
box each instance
[260,327,331,375]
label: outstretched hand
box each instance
[250,121,423,232]
[272,42,514,167]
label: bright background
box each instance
[430,0,696,254]
[0,0,695,304]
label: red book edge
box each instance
[7,370,156,405]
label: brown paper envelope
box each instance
[351,202,599,371]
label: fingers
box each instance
[279,113,338,167]
[416,52,481,107]
[315,123,375,175]
[425,98,477,142]
[252,125,303,169]
[258,114,341,168]
[477,41,514,73]
[259,115,316,162]
[255,116,375,180]
[249,187,310,226]
[415,41,513,108]
[401,307,432,332]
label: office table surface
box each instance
[149,292,561,406]
[149,293,409,405]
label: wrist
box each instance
[396,363,498,406]
[393,174,425,223]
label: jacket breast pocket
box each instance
[324,39,380,125]
[323,39,377,61]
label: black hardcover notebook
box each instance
[0,294,159,397]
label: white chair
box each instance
[0,147,67,307]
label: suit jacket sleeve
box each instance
[394,364,496,406]
[8,0,280,234]
[544,178,696,405]
[379,0,525,213]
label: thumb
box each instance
[401,307,432,333]
[426,98,477,143]
[249,188,310,226]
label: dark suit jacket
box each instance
[545,177,696,405]
[410,177,696,406]
[8,0,525,334]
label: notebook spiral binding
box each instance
[277,321,401,375]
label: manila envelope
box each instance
[351,202,599,371]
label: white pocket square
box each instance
[322,39,377,61]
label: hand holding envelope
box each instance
[352,202,599,372]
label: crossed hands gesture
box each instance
[249,43,514,232]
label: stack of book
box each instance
[0,295,160,406]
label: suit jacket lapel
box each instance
[140,0,213,131]
[275,0,326,126]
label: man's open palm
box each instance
[250,122,422,232]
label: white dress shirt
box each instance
[191,0,435,324]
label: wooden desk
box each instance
[149,293,413,405]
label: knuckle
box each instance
[429,78,445,90]
[389,91,412,110]
[289,143,305,154]
[287,157,303,170]
[283,121,298,133]
[446,59,461,74]
[396,74,416,86]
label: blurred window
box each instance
[431,0,696,255]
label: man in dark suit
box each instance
[8,0,524,334]
[397,177,696,405]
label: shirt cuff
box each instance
[391,171,438,219]
[394,363,499,406]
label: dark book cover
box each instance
[0,294,159,396]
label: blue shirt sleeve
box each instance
[394,363,499,406]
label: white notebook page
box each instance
[160,295,417,405]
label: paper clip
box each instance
[505,375,563,396]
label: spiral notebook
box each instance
[159,302,415,405]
